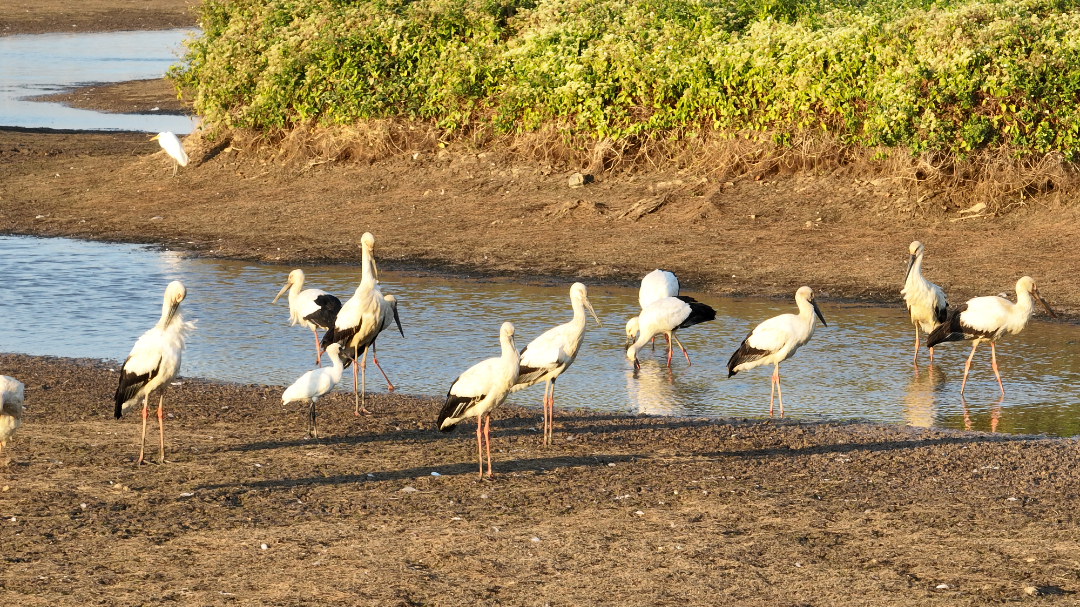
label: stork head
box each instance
[570,282,601,327]
[625,317,640,346]
[384,294,405,337]
[500,321,516,351]
[162,281,186,326]
[1018,276,1057,318]
[796,286,827,327]
[272,269,305,303]
[905,241,924,282]
[908,241,924,256]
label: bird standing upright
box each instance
[727,286,827,418]
[0,376,24,462]
[901,241,947,365]
[115,281,195,464]
[512,283,601,445]
[625,269,679,349]
[625,296,716,369]
[282,343,345,438]
[151,132,188,177]
[272,269,342,367]
[926,276,1055,395]
[438,322,519,478]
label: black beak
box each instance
[812,299,827,327]
[1033,290,1057,319]
[904,254,916,282]
[393,305,405,337]
[164,301,179,327]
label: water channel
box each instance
[1,236,1077,436]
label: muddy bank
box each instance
[0,0,196,36]
[31,78,189,115]
[1,353,1079,605]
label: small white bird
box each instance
[727,286,827,418]
[282,343,344,438]
[625,296,716,369]
[115,281,196,464]
[151,132,188,177]
[438,322,519,478]
[512,283,601,445]
[272,269,342,367]
[625,269,680,349]
[0,376,25,462]
[927,276,1055,395]
[901,241,947,365]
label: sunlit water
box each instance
[1,235,1078,436]
[0,30,198,133]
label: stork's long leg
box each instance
[484,414,493,478]
[769,367,777,418]
[665,334,674,367]
[476,414,484,479]
[960,341,980,395]
[358,345,371,414]
[929,346,935,364]
[352,343,361,415]
[547,378,557,446]
[310,400,319,438]
[776,368,784,418]
[156,393,166,464]
[137,394,150,465]
[913,327,920,366]
[312,327,322,368]
[371,344,395,391]
[990,342,1005,396]
[540,382,551,446]
[671,333,692,367]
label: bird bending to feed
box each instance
[727,286,827,418]
[625,296,716,369]
[625,269,679,350]
[926,276,1055,395]
[151,132,188,177]
[321,233,404,414]
[114,281,195,464]
[0,376,25,462]
[438,322,519,478]
[272,269,342,367]
[282,343,344,438]
[512,283,601,446]
[901,241,947,365]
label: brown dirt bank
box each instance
[2,128,1079,317]
[2,353,1080,605]
[0,0,197,36]
[31,78,189,115]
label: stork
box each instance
[438,322,519,478]
[282,343,344,438]
[0,376,24,463]
[625,295,716,369]
[901,241,947,365]
[321,233,403,414]
[926,276,1055,395]
[512,283,601,445]
[151,132,188,177]
[272,269,342,367]
[625,269,680,350]
[726,286,827,418]
[114,281,196,464]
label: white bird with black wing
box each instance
[151,132,188,177]
[438,322,519,478]
[727,286,827,418]
[114,281,195,464]
[625,295,716,369]
[0,376,25,462]
[901,241,947,365]
[512,283,600,446]
[625,269,680,349]
[282,343,344,438]
[272,269,342,367]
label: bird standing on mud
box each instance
[152,132,188,177]
[0,375,25,463]
[901,241,947,365]
[272,269,342,367]
[438,322,519,478]
[926,276,1055,395]
[282,343,344,438]
[626,269,680,350]
[115,281,196,464]
[727,286,827,418]
[512,283,601,446]
[626,296,716,369]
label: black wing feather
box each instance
[925,303,993,348]
[674,296,717,328]
[437,379,483,432]
[726,334,770,377]
[304,293,342,330]
[114,358,159,418]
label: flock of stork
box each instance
[0,236,1057,478]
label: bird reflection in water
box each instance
[626,360,678,416]
[903,364,946,428]
[961,395,1004,432]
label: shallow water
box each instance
[0,235,1077,436]
[0,30,197,133]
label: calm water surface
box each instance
[1,236,1078,436]
[0,30,197,132]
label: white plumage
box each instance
[512,283,600,445]
[272,269,342,367]
[901,241,947,365]
[282,343,344,438]
[927,276,1055,395]
[727,286,827,418]
[114,280,196,464]
[152,132,188,176]
[437,322,519,478]
[625,269,680,346]
[625,295,716,369]
[0,375,25,462]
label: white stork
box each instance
[114,281,196,464]
[272,269,342,367]
[511,283,601,445]
[625,295,716,369]
[0,376,24,462]
[151,132,188,177]
[625,269,680,349]
[321,233,403,414]
[901,241,947,365]
[726,286,827,418]
[282,343,344,438]
[926,276,1055,395]
[438,322,519,478]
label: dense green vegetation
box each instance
[172,0,1080,158]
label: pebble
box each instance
[430,472,441,476]
[531,537,540,543]
[400,486,419,493]
[936,584,950,590]
[568,173,592,188]
[261,544,268,550]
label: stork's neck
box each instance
[569,297,587,330]
[796,297,817,328]
[1014,285,1035,318]
[157,301,180,330]
[906,254,924,286]
[501,334,519,364]
[360,247,376,288]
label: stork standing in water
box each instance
[926,276,1055,395]
[625,269,679,350]
[321,233,403,414]
[727,286,827,418]
[512,283,601,445]
[115,281,195,464]
[901,241,947,365]
[438,322,519,478]
[272,269,342,367]
[282,343,344,438]
[0,376,24,462]
[151,132,188,177]
[625,296,716,369]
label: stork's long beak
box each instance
[1033,289,1057,319]
[392,303,404,337]
[584,297,602,327]
[904,254,916,282]
[812,299,827,327]
[163,300,180,328]
[272,282,290,304]
[373,254,379,285]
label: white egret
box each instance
[282,343,344,438]
[151,132,188,177]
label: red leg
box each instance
[157,394,166,464]
[929,346,935,364]
[672,334,691,367]
[990,342,1005,396]
[768,370,776,418]
[776,369,784,418]
[548,381,556,446]
[352,344,361,415]
[137,395,149,465]
[372,345,395,391]
[476,414,484,479]
[313,327,322,367]
[913,327,920,366]
[484,414,493,478]
[665,335,674,367]
[359,346,371,414]
[960,342,979,395]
